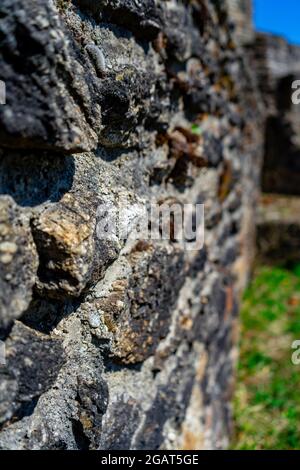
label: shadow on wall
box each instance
[263,74,300,194]
[0,151,75,207]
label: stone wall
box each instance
[226,0,254,46]
[0,0,263,449]
[254,33,300,195]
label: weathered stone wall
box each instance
[226,0,254,46]
[0,0,263,449]
[253,33,300,195]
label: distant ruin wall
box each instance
[0,0,264,449]
[253,33,300,195]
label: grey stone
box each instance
[0,196,38,329]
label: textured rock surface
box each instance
[0,196,38,329]
[0,0,102,152]
[0,0,265,449]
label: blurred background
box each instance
[232,0,300,450]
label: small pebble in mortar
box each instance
[85,44,106,76]
[88,311,101,328]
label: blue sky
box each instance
[254,0,300,45]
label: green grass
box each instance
[232,264,300,450]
